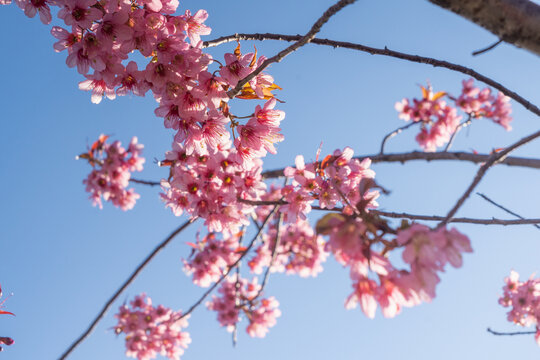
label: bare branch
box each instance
[205,33,540,118]
[226,0,358,99]
[130,178,161,187]
[58,218,196,360]
[372,210,540,225]
[477,192,540,230]
[438,128,540,227]
[487,327,536,336]
[239,199,540,225]
[250,212,284,302]
[176,206,280,321]
[472,39,503,56]
[380,122,418,154]
[261,151,540,179]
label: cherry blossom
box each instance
[115,294,190,360]
[80,135,144,210]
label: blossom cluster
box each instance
[395,79,512,151]
[282,147,379,220]
[249,218,328,278]
[207,276,281,338]
[80,135,144,210]
[160,143,267,234]
[183,232,242,287]
[319,216,472,318]
[4,0,285,212]
[499,271,540,345]
[115,294,190,360]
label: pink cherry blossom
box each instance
[115,294,191,360]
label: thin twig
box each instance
[251,212,284,302]
[130,178,161,187]
[205,33,540,118]
[232,228,246,347]
[438,128,540,228]
[58,218,196,360]
[477,193,540,230]
[444,115,472,152]
[372,210,540,225]
[472,39,503,56]
[226,0,357,99]
[176,205,280,321]
[238,199,540,225]
[486,327,536,336]
[380,122,418,154]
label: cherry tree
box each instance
[2,0,540,359]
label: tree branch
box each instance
[477,192,540,229]
[226,0,358,99]
[472,39,503,56]
[130,178,161,187]
[438,128,540,227]
[487,327,536,336]
[261,151,540,179]
[250,213,284,302]
[239,199,540,225]
[428,0,540,57]
[58,218,196,360]
[204,33,540,118]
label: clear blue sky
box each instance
[2,1,540,359]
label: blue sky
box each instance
[2,0,540,359]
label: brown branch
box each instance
[226,0,357,99]
[372,210,540,225]
[487,327,536,336]
[477,192,540,230]
[428,0,540,57]
[58,218,196,360]
[239,199,540,225]
[438,128,540,227]
[472,39,503,56]
[130,178,161,187]
[232,228,246,347]
[261,151,540,179]
[380,122,419,154]
[204,33,540,118]
[176,205,280,321]
[250,213,284,302]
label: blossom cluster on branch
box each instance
[114,294,190,360]
[499,271,540,345]
[78,135,144,210]
[395,79,512,151]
